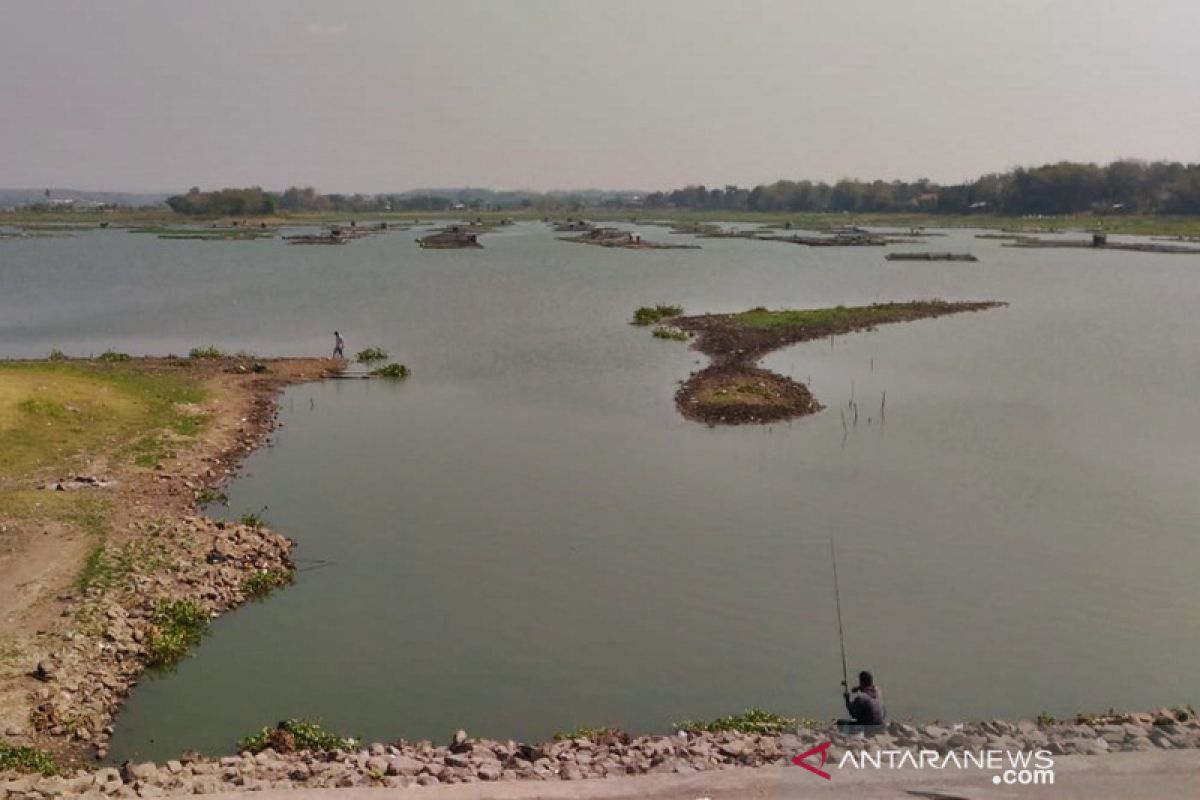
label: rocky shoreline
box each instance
[0,358,340,768]
[4,710,1197,796]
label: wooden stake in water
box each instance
[831,539,849,691]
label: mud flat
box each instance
[665,301,1004,425]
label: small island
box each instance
[653,300,1005,425]
[561,227,699,250]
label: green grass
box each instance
[553,725,628,741]
[0,744,60,776]
[0,361,207,477]
[239,719,354,754]
[241,568,294,600]
[145,599,209,669]
[674,708,799,735]
[75,533,168,593]
[733,300,966,330]
[631,304,684,326]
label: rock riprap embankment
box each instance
[24,515,293,761]
[4,710,1198,797]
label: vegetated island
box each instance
[416,224,486,249]
[656,301,1005,426]
[560,226,699,250]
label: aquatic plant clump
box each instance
[241,568,295,600]
[370,363,410,379]
[239,719,355,755]
[631,304,684,326]
[355,346,389,363]
[145,599,210,669]
[651,325,690,341]
[674,708,798,736]
[553,726,631,743]
[238,508,269,529]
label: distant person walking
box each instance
[333,331,345,359]
[839,670,886,730]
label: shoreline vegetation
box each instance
[14,207,1200,241]
[3,707,1197,791]
[0,355,343,771]
[650,301,1005,426]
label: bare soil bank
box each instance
[0,357,342,766]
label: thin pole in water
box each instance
[831,538,849,690]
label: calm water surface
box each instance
[4,223,1198,759]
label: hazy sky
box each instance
[2,0,1198,193]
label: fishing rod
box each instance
[830,538,849,691]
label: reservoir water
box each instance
[4,223,1198,760]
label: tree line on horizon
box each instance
[164,160,1200,217]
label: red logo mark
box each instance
[791,740,832,780]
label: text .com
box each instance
[795,745,1055,785]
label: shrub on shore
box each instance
[631,304,684,326]
[370,363,410,379]
[240,719,354,755]
[145,599,209,669]
[47,348,68,361]
[355,346,389,363]
[98,349,132,362]
[188,345,225,360]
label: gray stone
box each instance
[477,762,503,781]
[123,763,157,782]
[384,756,424,777]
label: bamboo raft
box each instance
[1005,236,1200,254]
[886,252,978,262]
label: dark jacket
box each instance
[844,686,886,725]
